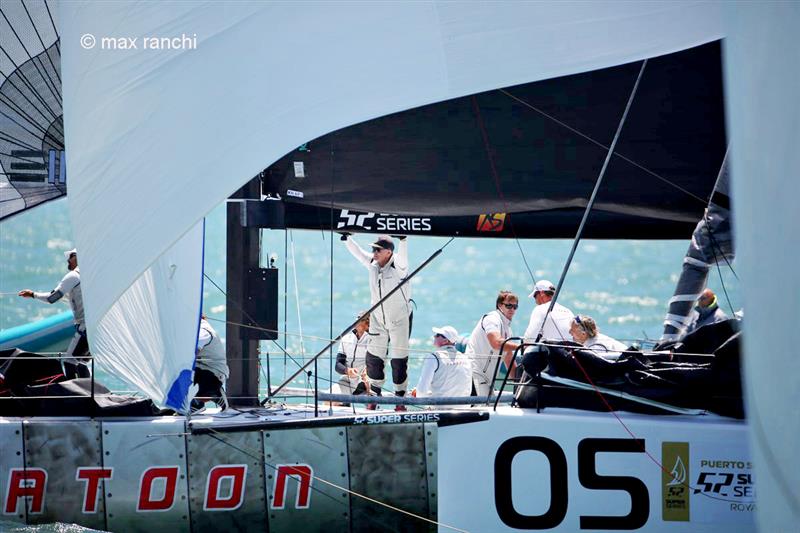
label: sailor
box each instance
[465,291,521,397]
[569,314,629,357]
[523,279,574,344]
[192,315,229,411]
[343,234,411,410]
[334,312,371,396]
[18,248,90,379]
[685,288,729,335]
[414,326,472,399]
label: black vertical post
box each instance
[226,178,261,407]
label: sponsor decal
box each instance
[286,189,304,198]
[204,465,248,511]
[76,467,113,514]
[137,466,179,512]
[693,458,756,514]
[336,209,431,232]
[271,464,313,509]
[477,213,506,232]
[352,412,440,425]
[4,468,47,515]
[662,442,690,521]
[293,162,305,178]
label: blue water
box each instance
[0,198,741,395]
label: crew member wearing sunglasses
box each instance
[464,291,521,397]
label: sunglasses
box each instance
[502,303,518,310]
[574,315,589,333]
[434,333,447,339]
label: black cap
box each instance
[370,237,394,252]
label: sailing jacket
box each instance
[34,267,85,331]
[345,237,410,328]
[416,344,472,398]
[335,329,369,389]
[196,318,229,382]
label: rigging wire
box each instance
[537,59,648,341]
[471,95,537,287]
[499,88,709,207]
[204,429,468,533]
[565,348,756,505]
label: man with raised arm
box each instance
[342,234,411,410]
[18,248,90,379]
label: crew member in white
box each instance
[343,234,411,410]
[414,326,472,400]
[334,312,370,395]
[18,248,90,379]
[192,315,229,410]
[523,279,574,344]
[465,291,521,397]
[569,314,629,359]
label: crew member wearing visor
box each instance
[414,326,471,400]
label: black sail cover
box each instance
[0,1,64,221]
[259,41,726,239]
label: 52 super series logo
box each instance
[336,209,431,232]
[662,442,756,524]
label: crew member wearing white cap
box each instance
[523,279,574,344]
[18,248,90,379]
[414,326,472,399]
[192,315,229,410]
[343,234,411,408]
[465,291,521,397]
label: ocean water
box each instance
[0,198,741,395]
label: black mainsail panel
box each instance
[260,41,726,239]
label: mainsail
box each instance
[263,42,726,239]
[0,0,64,220]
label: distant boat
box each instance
[0,310,73,352]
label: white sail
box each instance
[91,221,204,410]
[59,1,723,332]
[724,3,800,531]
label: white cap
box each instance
[528,279,555,297]
[432,325,459,343]
[63,248,77,260]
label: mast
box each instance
[225,178,270,407]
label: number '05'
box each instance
[494,437,649,530]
